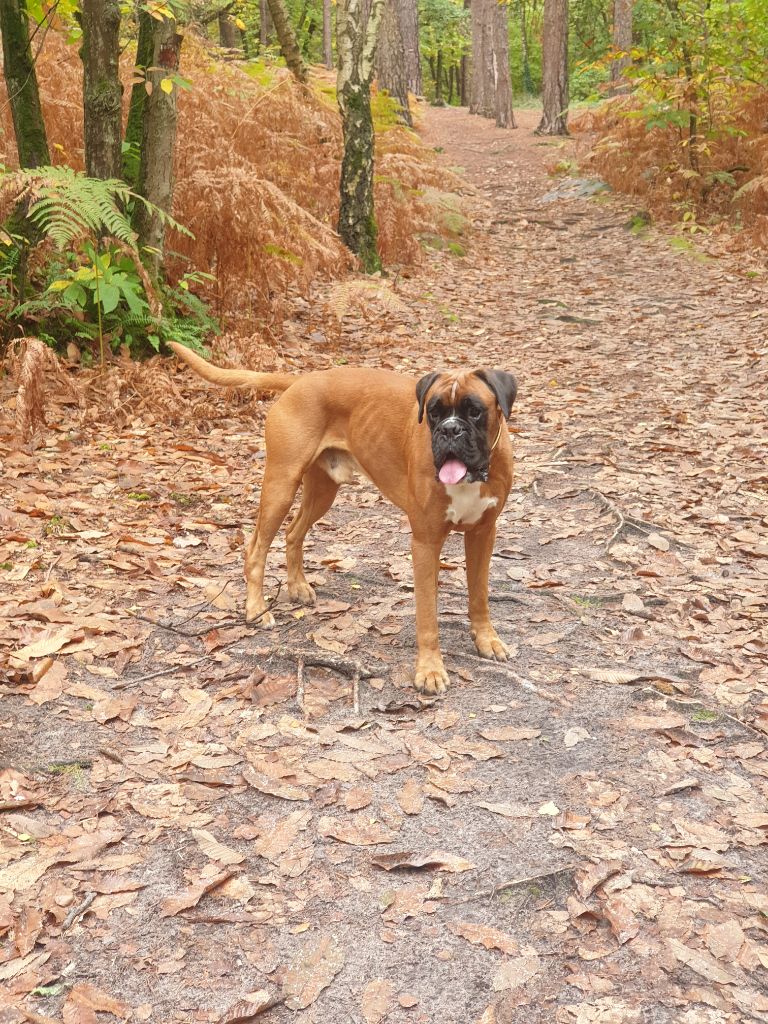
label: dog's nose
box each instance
[442,418,465,437]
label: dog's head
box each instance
[416,369,517,485]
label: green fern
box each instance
[5,166,191,250]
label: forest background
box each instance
[2,0,768,382]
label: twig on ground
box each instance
[296,656,305,715]
[62,891,96,930]
[276,649,374,679]
[0,799,38,812]
[45,554,61,583]
[649,688,768,739]
[586,488,665,551]
[352,667,361,716]
[456,652,570,707]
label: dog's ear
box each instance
[476,370,517,420]
[416,372,440,423]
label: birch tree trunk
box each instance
[134,14,183,278]
[266,0,308,83]
[0,0,50,168]
[323,0,333,67]
[609,0,632,94]
[337,0,385,272]
[536,0,568,135]
[80,0,123,180]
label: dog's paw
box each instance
[245,602,276,628]
[473,628,509,661]
[287,580,316,606]
[414,658,449,696]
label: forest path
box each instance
[3,107,767,1024]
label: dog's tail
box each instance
[169,342,296,393]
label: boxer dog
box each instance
[169,342,516,695]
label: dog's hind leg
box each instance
[245,464,304,626]
[285,463,339,605]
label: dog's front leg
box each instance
[411,534,450,695]
[465,522,509,660]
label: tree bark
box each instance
[520,0,533,93]
[323,0,333,67]
[536,0,568,135]
[133,14,183,278]
[259,0,273,48]
[470,0,511,125]
[400,0,421,94]
[609,0,632,94]
[376,0,412,125]
[124,7,154,187]
[266,0,308,83]
[218,9,238,47]
[0,0,50,168]
[80,0,123,180]
[492,0,514,128]
[337,0,385,272]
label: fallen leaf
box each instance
[68,983,130,1018]
[564,727,590,748]
[603,897,640,944]
[192,829,245,866]
[584,667,644,686]
[160,868,236,917]
[344,786,373,811]
[397,779,424,815]
[217,991,278,1023]
[478,726,541,742]
[448,920,519,955]
[706,920,745,961]
[538,801,560,816]
[624,713,686,731]
[647,532,670,551]
[319,815,396,846]
[242,767,311,802]
[371,850,475,873]
[491,949,540,991]
[667,937,739,985]
[361,978,394,1024]
[282,934,345,1010]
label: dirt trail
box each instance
[2,108,767,1024]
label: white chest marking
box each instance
[444,482,498,525]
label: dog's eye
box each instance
[469,407,483,421]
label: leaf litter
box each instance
[1,107,767,1023]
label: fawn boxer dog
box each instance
[169,342,516,695]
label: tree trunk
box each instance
[520,0,533,93]
[470,0,510,124]
[0,0,50,168]
[609,0,632,94]
[337,0,385,272]
[134,15,183,278]
[266,0,308,83]
[435,49,443,103]
[536,0,568,135]
[376,0,412,125]
[399,0,421,94]
[260,0,273,48]
[218,10,238,48]
[459,52,469,105]
[124,7,154,187]
[80,0,123,180]
[323,0,333,67]
[447,65,454,104]
[492,0,514,127]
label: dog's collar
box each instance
[489,420,504,453]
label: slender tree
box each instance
[266,0,309,83]
[0,0,50,168]
[79,0,123,180]
[322,0,333,67]
[377,0,413,125]
[400,0,421,95]
[133,12,184,277]
[218,5,238,47]
[536,0,568,135]
[336,0,385,272]
[259,0,273,47]
[124,7,154,187]
[610,0,632,94]
[492,0,514,128]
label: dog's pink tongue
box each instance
[439,459,467,485]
